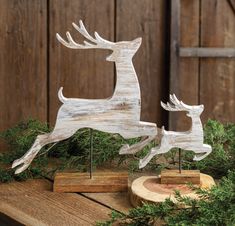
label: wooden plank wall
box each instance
[0,0,167,134]
[0,0,47,131]
[174,0,235,130]
[116,0,167,125]
[174,0,200,130]
[49,0,115,125]
[200,0,235,124]
[0,0,234,135]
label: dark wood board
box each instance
[83,192,131,214]
[180,47,235,57]
[170,0,200,130]
[200,0,235,123]
[0,0,47,132]
[116,0,168,126]
[228,0,235,14]
[0,179,110,226]
[49,0,115,125]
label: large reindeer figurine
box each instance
[139,94,212,169]
[12,20,157,174]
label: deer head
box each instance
[56,20,142,62]
[161,94,204,117]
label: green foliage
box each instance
[97,119,235,226]
[0,118,234,183]
[98,170,235,226]
[182,119,235,178]
[1,118,235,225]
[0,118,158,182]
[0,119,51,182]
[0,118,50,164]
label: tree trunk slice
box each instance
[130,173,215,207]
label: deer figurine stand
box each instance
[11,20,157,193]
[128,95,216,207]
[12,20,215,197]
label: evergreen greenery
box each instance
[0,118,158,182]
[97,170,235,226]
[182,119,235,178]
[0,118,234,182]
[97,119,235,226]
[0,118,235,225]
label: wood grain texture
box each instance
[130,174,215,207]
[0,1,47,131]
[228,0,235,14]
[53,171,128,193]
[83,192,131,214]
[116,0,168,126]
[170,0,200,130]
[200,0,235,123]
[169,0,181,130]
[82,170,159,214]
[161,170,200,184]
[0,179,110,226]
[49,0,115,125]
[169,0,180,97]
[180,47,235,57]
[139,94,212,168]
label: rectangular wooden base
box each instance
[53,171,128,193]
[160,170,200,185]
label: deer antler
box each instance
[161,94,193,112]
[56,20,114,49]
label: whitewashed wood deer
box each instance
[12,20,157,174]
[139,94,212,168]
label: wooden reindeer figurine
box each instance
[139,94,212,169]
[12,20,157,174]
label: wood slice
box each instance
[53,171,128,193]
[130,173,215,207]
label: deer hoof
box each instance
[15,163,30,174]
[119,144,130,154]
[12,159,30,174]
[12,158,23,169]
[139,159,146,169]
[193,153,208,161]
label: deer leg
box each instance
[119,135,155,155]
[12,129,77,174]
[193,144,212,161]
[139,140,172,168]
[119,121,157,155]
[139,148,157,169]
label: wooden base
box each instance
[130,173,215,207]
[53,171,128,193]
[161,170,200,184]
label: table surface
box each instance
[0,178,132,226]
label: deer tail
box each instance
[58,87,68,103]
[161,126,166,135]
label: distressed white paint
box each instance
[12,20,157,174]
[139,94,212,168]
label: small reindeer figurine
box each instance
[139,94,212,168]
[12,20,157,174]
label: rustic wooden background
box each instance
[0,0,234,134]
